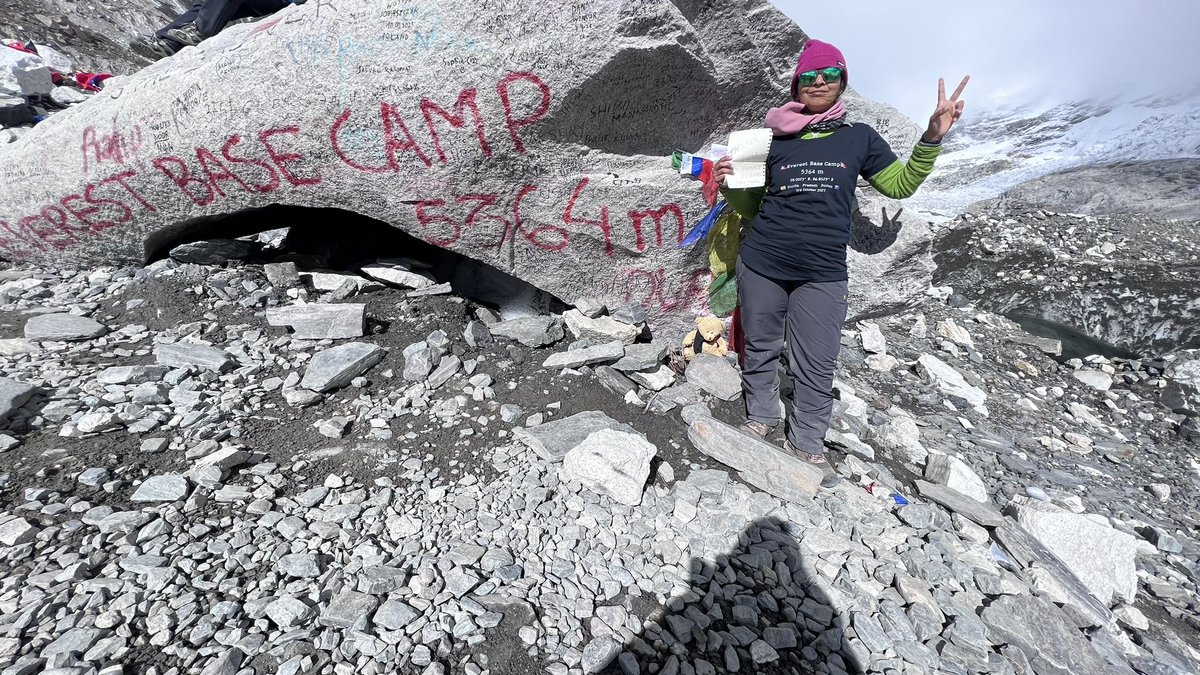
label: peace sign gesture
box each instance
[923,75,969,144]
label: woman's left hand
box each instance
[923,76,969,143]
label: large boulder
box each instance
[0,0,930,332]
[0,48,54,98]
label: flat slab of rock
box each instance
[688,416,822,500]
[992,521,1113,626]
[630,365,675,391]
[981,595,1127,675]
[131,474,190,502]
[266,303,365,339]
[41,627,103,657]
[0,377,37,427]
[513,411,637,462]
[96,365,170,385]
[1008,496,1138,606]
[374,599,419,631]
[563,309,640,344]
[561,428,657,505]
[916,354,986,409]
[1072,370,1112,391]
[685,353,741,401]
[612,342,667,372]
[300,342,384,392]
[24,313,108,341]
[155,343,235,372]
[266,597,315,628]
[923,454,988,502]
[489,316,564,347]
[169,239,259,264]
[913,480,1003,527]
[360,260,436,289]
[320,590,378,630]
[542,340,624,369]
[1007,334,1063,357]
[0,517,37,546]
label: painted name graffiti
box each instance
[81,120,144,174]
[6,70,693,267]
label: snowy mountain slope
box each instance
[911,89,1200,216]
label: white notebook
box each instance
[724,128,773,189]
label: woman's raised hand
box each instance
[923,76,969,144]
[713,156,733,186]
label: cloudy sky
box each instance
[774,0,1200,123]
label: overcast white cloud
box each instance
[772,0,1200,123]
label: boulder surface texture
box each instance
[0,0,928,331]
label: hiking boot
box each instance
[739,420,774,440]
[130,35,180,61]
[785,440,841,488]
[166,23,205,47]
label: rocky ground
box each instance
[1,0,185,77]
[933,208,1200,359]
[0,227,1198,675]
[972,159,1200,221]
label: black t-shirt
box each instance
[739,123,897,281]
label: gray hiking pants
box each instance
[737,257,848,456]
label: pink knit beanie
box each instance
[790,39,848,99]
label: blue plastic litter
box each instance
[890,492,909,505]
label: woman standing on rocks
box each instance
[714,39,968,488]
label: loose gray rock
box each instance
[0,517,37,546]
[198,648,243,675]
[265,597,315,628]
[917,354,987,409]
[1072,369,1112,391]
[542,340,624,369]
[488,316,564,347]
[300,342,384,392]
[264,261,301,288]
[1009,496,1139,605]
[374,599,420,630]
[95,365,170,385]
[276,554,323,579]
[684,353,741,401]
[360,259,436,288]
[320,591,378,630]
[0,377,37,427]
[612,342,667,372]
[513,410,638,462]
[925,453,988,502]
[688,417,823,500]
[914,480,1004,527]
[41,627,103,657]
[573,297,607,319]
[564,310,640,344]
[266,303,366,339]
[581,636,621,673]
[561,428,658,506]
[155,343,235,372]
[859,322,887,354]
[981,595,1125,675]
[24,313,108,341]
[131,475,190,502]
[463,321,492,348]
[169,239,259,264]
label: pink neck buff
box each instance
[764,99,846,136]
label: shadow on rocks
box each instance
[598,516,851,675]
[849,205,903,255]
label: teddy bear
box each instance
[681,315,728,362]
